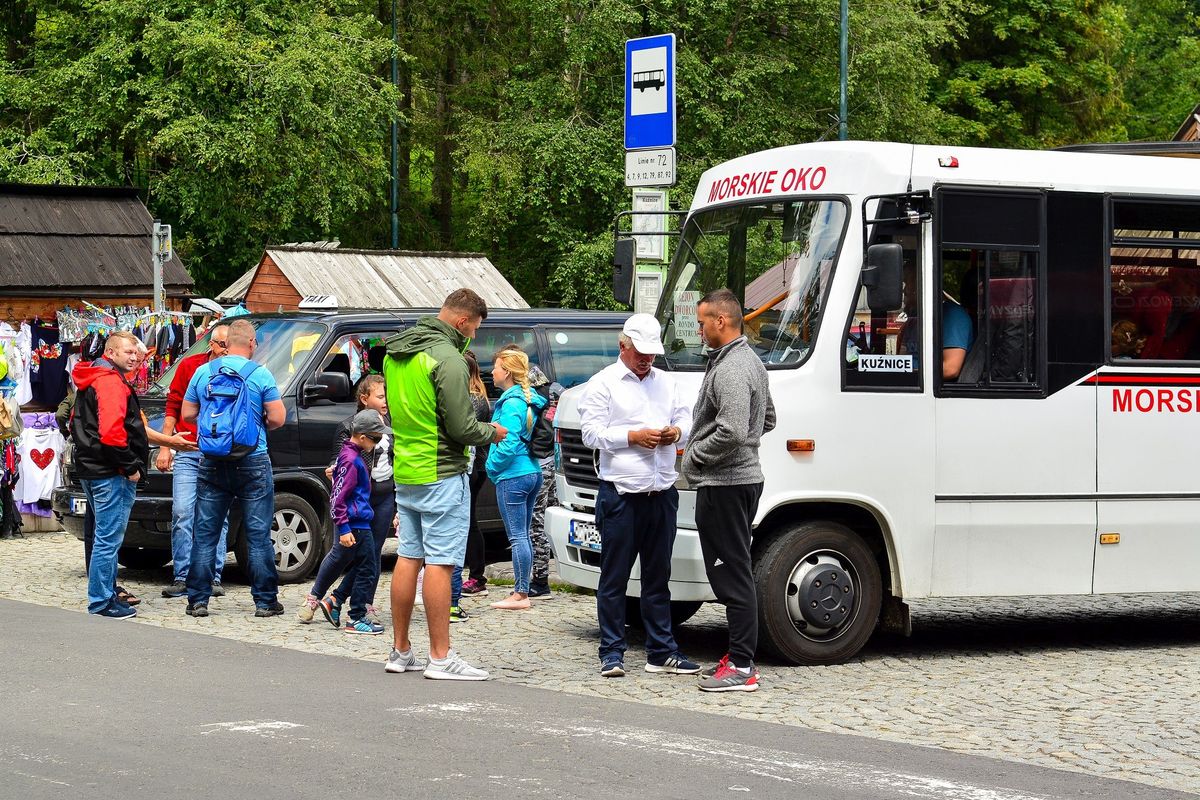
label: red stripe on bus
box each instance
[1086,375,1200,385]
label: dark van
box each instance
[52,308,627,581]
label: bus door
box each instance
[931,189,1103,597]
[1094,196,1200,593]
[840,194,937,595]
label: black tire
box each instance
[753,520,882,666]
[624,597,705,629]
[116,547,171,571]
[237,492,324,583]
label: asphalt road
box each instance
[1,600,1190,800]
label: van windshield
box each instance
[656,198,849,369]
[544,327,622,388]
[148,318,329,397]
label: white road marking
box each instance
[389,702,1066,800]
[10,769,71,787]
[200,720,306,738]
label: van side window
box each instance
[313,332,389,403]
[937,189,1043,393]
[472,326,539,398]
[843,196,922,391]
[1110,198,1200,361]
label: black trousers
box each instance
[696,482,763,669]
[465,467,488,580]
[595,482,680,664]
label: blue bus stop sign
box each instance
[625,34,676,150]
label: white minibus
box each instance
[547,140,1200,665]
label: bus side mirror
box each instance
[613,238,636,307]
[863,243,903,312]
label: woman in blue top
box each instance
[486,349,547,610]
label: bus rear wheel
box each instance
[754,520,882,666]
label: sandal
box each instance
[115,586,141,606]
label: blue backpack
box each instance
[197,358,264,460]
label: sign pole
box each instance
[152,221,171,313]
[839,0,848,140]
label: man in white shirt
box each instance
[579,313,698,678]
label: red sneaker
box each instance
[701,653,730,678]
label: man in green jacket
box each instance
[383,288,507,680]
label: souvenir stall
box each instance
[0,303,204,533]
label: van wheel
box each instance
[117,547,170,571]
[624,597,705,628]
[754,521,882,666]
[237,493,323,583]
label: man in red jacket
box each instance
[70,331,149,620]
[157,324,230,598]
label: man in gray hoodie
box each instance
[681,288,776,692]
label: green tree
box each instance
[0,0,397,293]
[932,0,1129,148]
[1118,0,1200,140]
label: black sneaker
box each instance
[185,603,209,617]
[162,580,187,598]
[210,582,225,598]
[527,582,553,600]
[254,601,285,617]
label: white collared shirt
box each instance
[579,361,692,494]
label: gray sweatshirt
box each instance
[681,335,776,487]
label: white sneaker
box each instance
[423,649,489,681]
[414,568,424,606]
[384,648,426,673]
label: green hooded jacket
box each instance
[383,316,496,484]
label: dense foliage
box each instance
[2,0,1197,304]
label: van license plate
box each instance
[71,498,88,515]
[569,520,602,552]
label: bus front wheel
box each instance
[754,520,882,666]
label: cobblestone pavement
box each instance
[3,531,1199,795]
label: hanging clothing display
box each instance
[16,414,65,505]
[0,323,33,405]
[0,421,21,537]
[30,321,69,407]
[3,304,201,407]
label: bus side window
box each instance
[1110,199,1200,362]
[936,189,1043,393]
[843,252,922,391]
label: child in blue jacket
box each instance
[298,410,388,634]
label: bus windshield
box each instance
[656,198,849,369]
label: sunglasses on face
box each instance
[364,433,382,443]
[212,340,227,348]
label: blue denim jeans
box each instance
[171,450,228,583]
[311,529,374,620]
[494,471,543,594]
[595,482,680,664]
[451,565,463,607]
[82,475,137,613]
[187,453,278,608]
[332,487,394,612]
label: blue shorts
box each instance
[395,473,470,566]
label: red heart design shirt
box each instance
[31,448,55,471]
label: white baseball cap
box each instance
[622,313,664,355]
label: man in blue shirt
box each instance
[180,319,287,617]
[942,299,975,380]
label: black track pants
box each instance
[695,483,764,669]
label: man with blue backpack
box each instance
[180,319,287,618]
